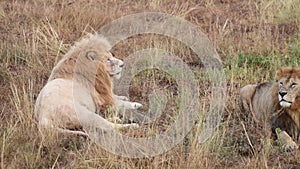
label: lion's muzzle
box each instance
[278,91,292,107]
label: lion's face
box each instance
[276,68,300,108]
[86,51,124,79]
[103,52,124,79]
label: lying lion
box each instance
[240,67,300,151]
[34,33,142,136]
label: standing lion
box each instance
[34,33,142,136]
[240,67,300,151]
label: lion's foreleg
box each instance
[75,104,139,131]
[113,94,143,110]
[275,128,299,151]
[113,95,129,101]
[115,99,143,110]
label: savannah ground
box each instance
[0,0,299,168]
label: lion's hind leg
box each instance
[239,84,259,122]
[56,128,89,136]
[240,84,256,112]
[37,119,89,137]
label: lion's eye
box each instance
[291,82,298,88]
[279,82,283,87]
[107,58,111,63]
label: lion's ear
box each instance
[276,67,293,81]
[295,67,300,76]
[86,51,98,61]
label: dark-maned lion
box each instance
[240,67,300,151]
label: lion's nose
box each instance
[279,91,287,97]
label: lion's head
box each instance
[49,33,124,81]
[276,67,300,108]
[48,33,124,111]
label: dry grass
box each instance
[0,0,299,168]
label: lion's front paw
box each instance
[129,123,139,128]
[282,141,299,152]
[276,128,299,151]
[117,95,129,101]
[131,102,143,109]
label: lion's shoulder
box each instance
[255,82,273,92]
[240,81,279,121]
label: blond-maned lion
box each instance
[240,67,300,151]
[34,33,142,136]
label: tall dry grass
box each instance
[0,0,299,168]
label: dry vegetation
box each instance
[0,0,299,168]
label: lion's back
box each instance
[34,78,95,128]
